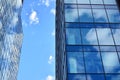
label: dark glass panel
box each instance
[67,52,85,73]
[106,75,120,80]
[90,0,103,4]
[96,28,114,45]
[77,0,90,4]
[101,52,120,73]
[64,0,76,3]
[79,23,95,28]
[66,45,83,52]
[79,9,93,22]
[65,4,77,9]
[66,28,81,44]
[83,45,99,52]
[81,28,98,45]
[84,52,104,73]
[87,74,105,80]
[95,23,109,28]
[65,9,79,22]
[106,9,120,23]
[100,46,116,52]
[68,74,86,80]
[93,9,108,23]
[112,29,120,45]
[118,52,120,58]
[66,23,80,28]
[110,24,120,29]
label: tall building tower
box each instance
[56,0,120,80]
[0,0,23,80]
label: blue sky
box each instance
[18,0,55,80]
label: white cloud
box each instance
[51,30,55,36]
[29,10,39,24]
[48,55,54,64]
[16,0,22,8]
[46,75,55,80]
[39,0,55,7]
[50,9,56,15]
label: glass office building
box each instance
[56,0,120,80]
[0,0,23,80]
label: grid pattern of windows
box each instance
[64,0,120,80]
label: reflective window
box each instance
[112,29,120,45]
[106,9,120,23]
[79,9,93,22]
[90,0,103,4]
[64,0,76,3]
[118,52,120,58]
[66,28,81,44]
[68,74,86,80]
[65,9,79,22]
[96,28,114,45]
[83,46,99,52]
[93,9,108,22]
[87,74,105,80]
[116,46,120,51]
[106,75,120,80]
[103,0,116,4]
[81,28,98,45]
[84,52,103,73]
[77,0,90,4]
[101,52,120,73]
[100,46,116,52]
[67,52,85,73]
[66,45,83,52]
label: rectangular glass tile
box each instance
[106,75,120,80]
[83,45,99,52]
[91,0,103,4]
[110,24,120,29]
[65,23,80,28]
[84,52,104,73]
[66,45,83,52]
[78,4,91,9]
[77,0,90,4]
[100,46,116,51]
[64,0,76,3]
[101,52,120,73]
[67,52,85,73]
[87,74,105,80]
[103,0,116,4]
[112,29,120,45]
[68,74,86,80]
[116,46,120,51]
[95,23,109,28]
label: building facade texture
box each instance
[56,0,120,80]
[0,0,23,80]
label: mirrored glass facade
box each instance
[56,0,120,80]
[0,0,23,80]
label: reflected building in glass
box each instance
[0,0,23,80]
[56,0,120,80]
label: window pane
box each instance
[77,0,90,4]
[112,29,120,45]
[67,52,85,73]
[81,28,98,45]
[66,45,83,52]
[93,9,108,22]
[91,0,103,4]
[100,46,116,51]
[101,52,120,73]
[87,74,105,80]
[106,75,120,80]
[79,9,93,22]
[83,46,99,52]
[84,52,104,73]
[103,0,116,4]
[64,0,76,3]
[68,74,86,80]
[116,46,120,51]
[66,28,81,44]
[65,9,79,22]
[96,28,114,45]
[106,9,120,23]
[118,52,120,58]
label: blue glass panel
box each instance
[101,52,120,73]
[66,45,83,52]
[106,9,120,23]
[65,0,76,3]
[118,52,120,59]
[77,0,90,4]
[106,75,120,80]
[112,29,120,45]
[96,28,114,45]
[65,9,79,22]
[67,52,85,73]
[79,9,93,22]
[81,28,98,45]
[116,46,120,51]
[95,23,109,28]
[84,52,104,73]
[65,5,77,9]
[68,74,86,80]
[110,24,120,29]
[103,0,116,4]
[100,46,116,51]
[80,23,94,28]
[93,9,108,23]
[87,74,105,80]
[91,0,103,4]
[83,46,99,52]
[66,28,81,44]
